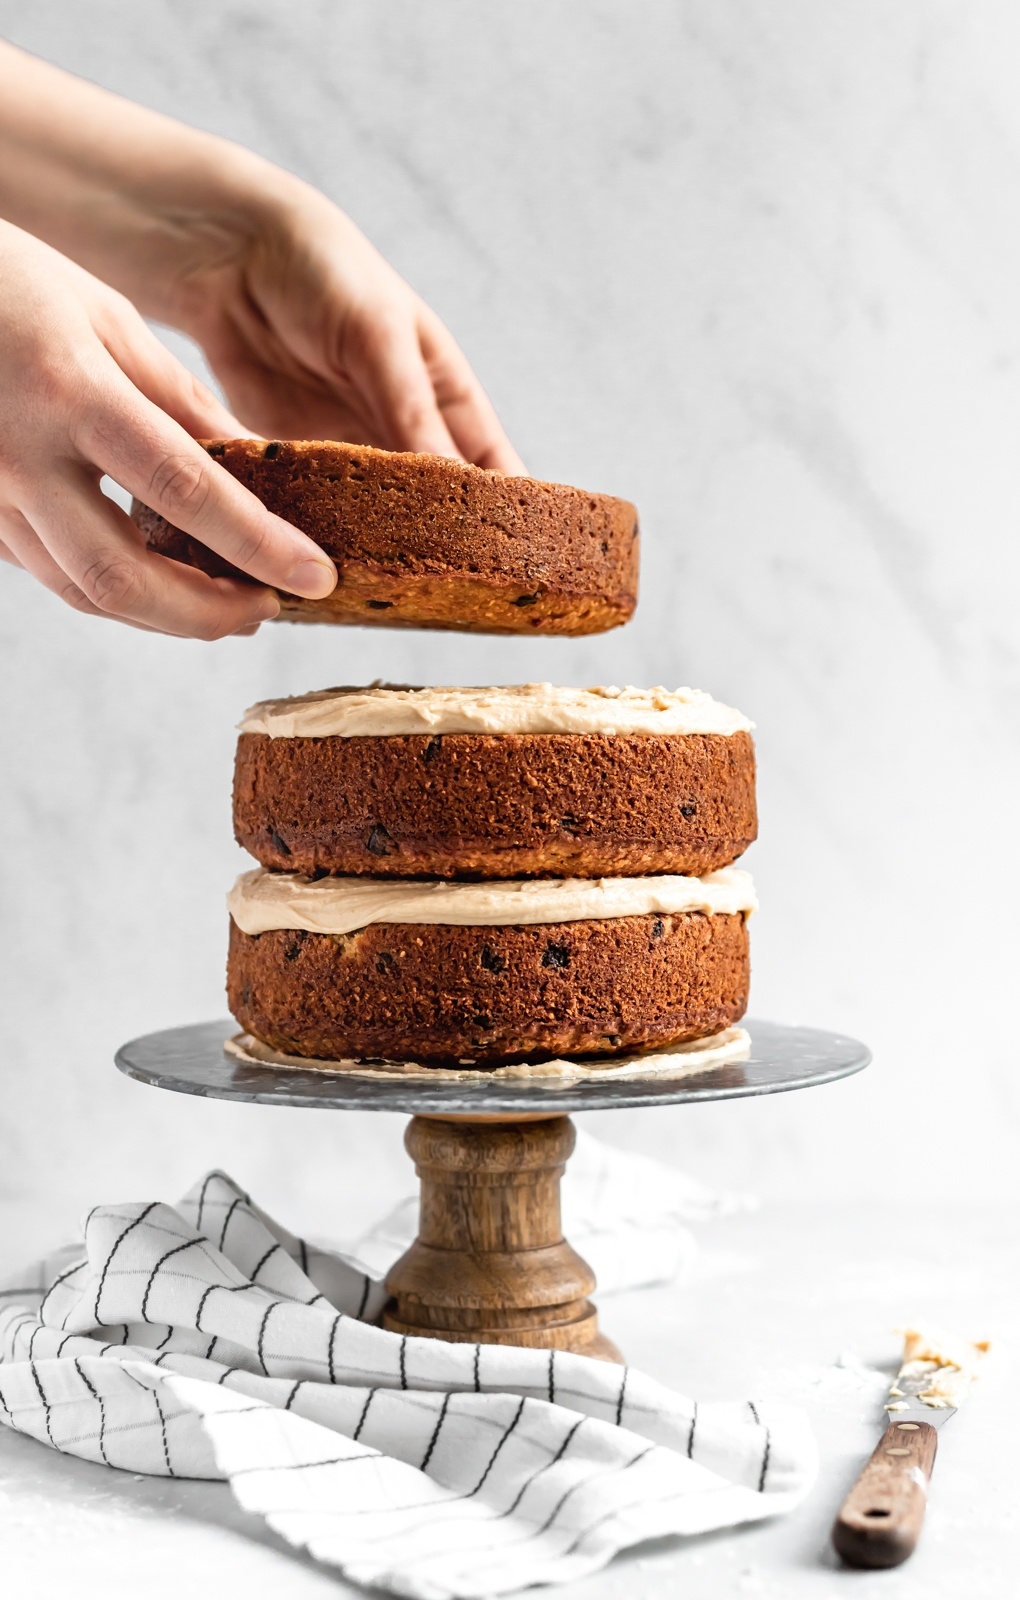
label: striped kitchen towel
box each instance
[0,1170,814,1599]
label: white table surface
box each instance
[1,1200,1013,1600]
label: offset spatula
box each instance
[832,1325,988,1569]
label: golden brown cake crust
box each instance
[233,729,757,879]
[227,910,750,1066]
[131,439,639,636]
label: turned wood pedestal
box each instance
[382,1114,622,1362]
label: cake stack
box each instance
[226,683,758,1072]
[174,442,759,1071]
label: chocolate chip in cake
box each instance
[422,736,443,765]
[376,951,395,973]
[513,592,539,607]
[207,443,225,458]
[680,803,697,819]
[560,814,580,833]
[652,918,666,939]
[262,442,283,459]
[480,945,506,973]
[283,933,307,962]
[603,1032,623,1047]
[542,942,571,969]
[268,828,292,857]
[473,1013,493,1030]
[366,824,394,856]
[367,599,393,609]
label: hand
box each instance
[0,39,523,642]
[166,177,526,473]
[0,221,337,637]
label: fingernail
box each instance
[286,558,337,599]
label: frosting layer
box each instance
[239,682,753,740]
[228,866,758,937]
[226,1025,752,1082]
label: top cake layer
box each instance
[233,682,757,881]
[131,439,638,636]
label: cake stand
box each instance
[116,1017,869,1363]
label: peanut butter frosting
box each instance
[883,1324,991,1411]
[227,866,758,937]
[238,683,754,740]
[226,1024,752,1082]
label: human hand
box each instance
[0,221,337,637]
[164,176,526,473]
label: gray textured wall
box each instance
[1,1,1018,1250]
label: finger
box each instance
[343,307,463,459]
[3,505,267,637]
[73,364,336,599]
[100,307,253,442]
[22,468,282,639]
[418,305,526,474]
[0,505,169,631]
[201,334,375,447]
[0,532,21,567]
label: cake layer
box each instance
[227,910,750,1066]
[227,865,758,935]
[132,440,638,636]
[234,720,757,879]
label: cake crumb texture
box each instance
[227,909,750,1065]
[233,728,757,878]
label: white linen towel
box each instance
[0,1163,814,1599]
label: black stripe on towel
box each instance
[140,1238,201,1323]
[468,1396,527,1497]
[420,1392,452,1472]
[73,1359,108,1464]
[92,1202,159,1323]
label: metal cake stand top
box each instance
[115,1017,869,1116]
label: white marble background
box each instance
[1,1,1017,1254]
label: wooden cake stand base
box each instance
[115,1017,869,1365]
[383,1114,621,1361]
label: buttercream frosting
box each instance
[227,866,758,937]
[238,682,753,740]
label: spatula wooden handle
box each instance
[832,1418,939,1568]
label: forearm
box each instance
[0,40,295,324]
[0,42,523,474]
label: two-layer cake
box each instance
[226,684,758,1068]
